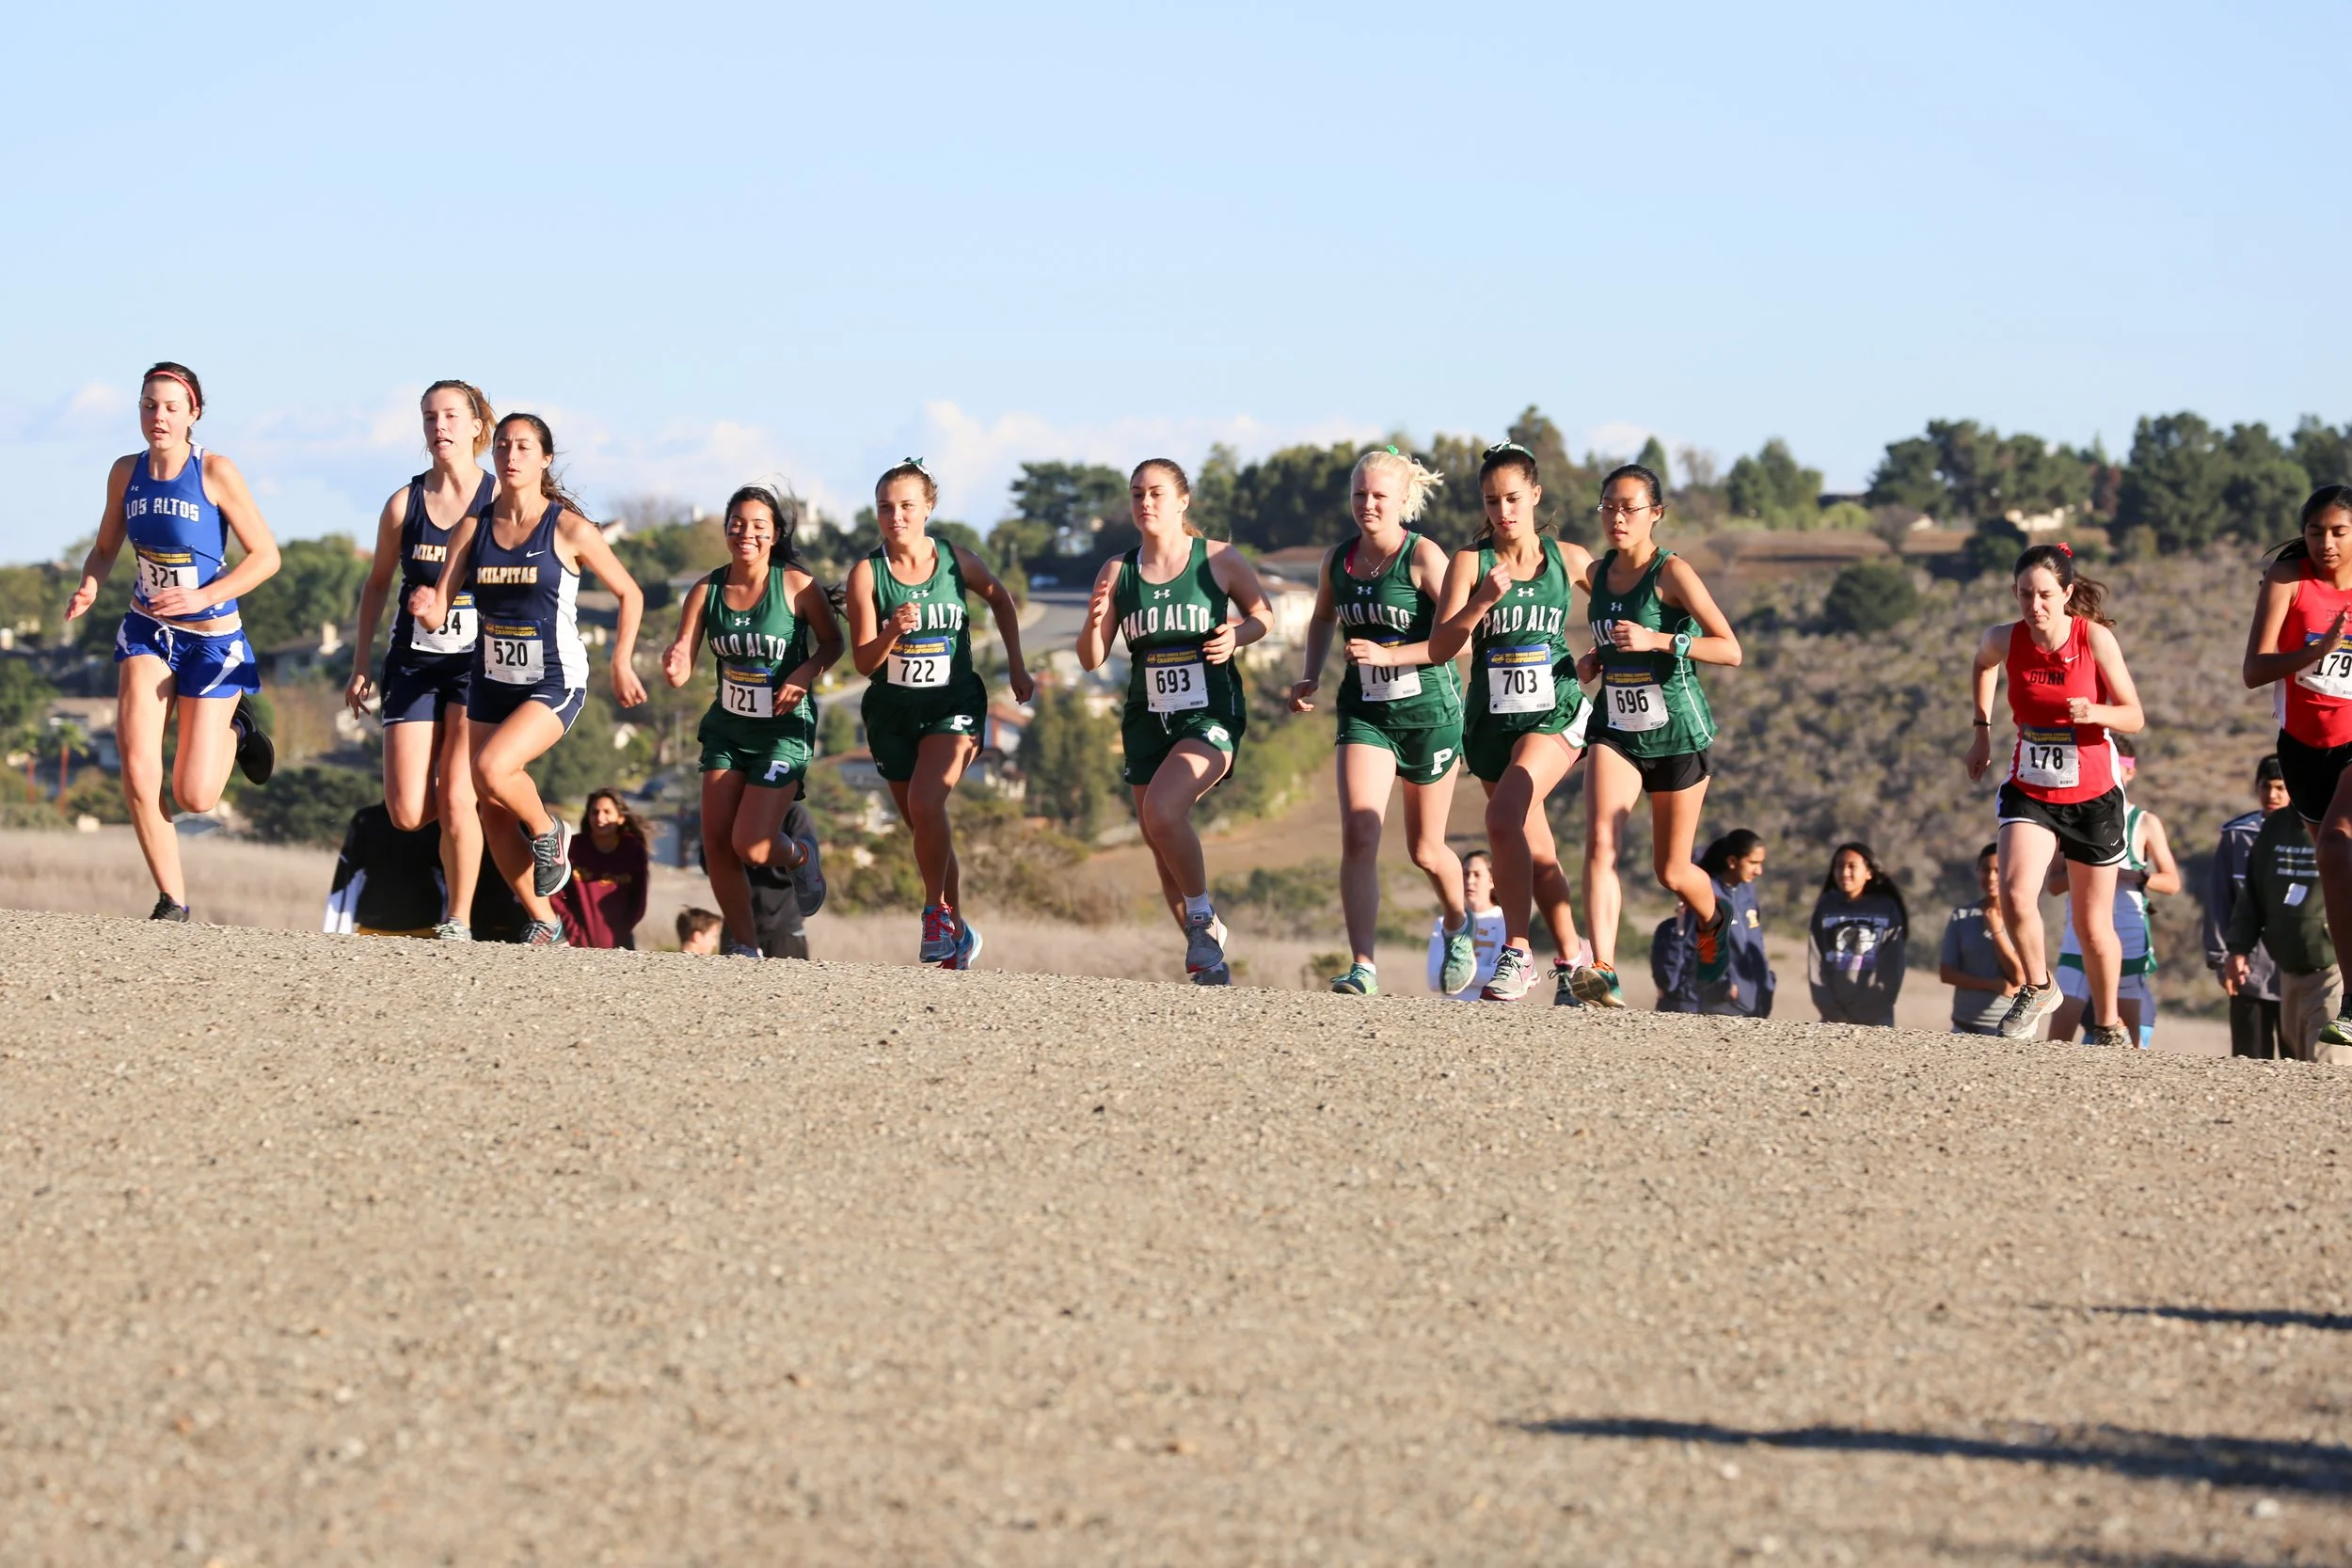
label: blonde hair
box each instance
[1353,446,1444,525]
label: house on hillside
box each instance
[259,623,345,683]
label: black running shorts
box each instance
[2277,729,2352,827]
[1995,781,2126,866]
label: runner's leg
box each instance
[1136,740,1231,905]
[434,708,481,924]
[470,704,568,924]
[169,694,240,814]
[2067,858,2125,1029]
[1485,732,1577,952]
[1401,766,1467,931]
[1337,743,1399,968]
[1995,820,2062,988]
[701,769,756,946]
[1648,776,1717,927]
[1581,741,1644,970]
[117,657,183,905]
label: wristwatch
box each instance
[1671,631,1692,659]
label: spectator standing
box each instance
[2205,755,2289,1058]
[1427,848,1508,1000]
[1692,829,1773,1017]
[2224,807,2344,1063]
[1807,842,1908,1025]
[1940,843,2026,1035]
[557,788,651,949]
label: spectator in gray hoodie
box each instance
[1808,841,1908,1026]
[2204,754,2288,1058]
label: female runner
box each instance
[845,459,1031,968]
[1428,440,1594,1002]
[662,483,842,958]
[1288,447,1468,997]
[1570,463,1741,1007]
[63,362,278,921]
[1963,542,2145,1045]
[413,413,646,946]
[2242,483,2352,1049]
[1076,459,1273,984]
[344,380,495,939]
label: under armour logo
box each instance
[1152,588,1171,601]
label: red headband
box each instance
[144,370,199,411]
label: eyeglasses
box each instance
[1595,500,1660,518]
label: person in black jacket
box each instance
[2204,754,2289,1057]
[1808,841,1907,1025]
[1655,830,1773,1015]
[324,804,447,937]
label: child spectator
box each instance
[1940,843,2025,1035]
[675,908,724,955]
[2205,755,2289,1057]
[1807,841,1907,1026]
[557,788,651,949]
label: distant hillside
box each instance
[1698,547,2273,1007]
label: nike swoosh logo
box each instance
[523,549,544,558]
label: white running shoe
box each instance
[1481,944,1534,1001]
[1996,980,2062,1039]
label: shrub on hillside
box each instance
[243,765,377,847]
[1820,560,1920,634]
[60,769,130,824]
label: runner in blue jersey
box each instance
[413,413,648,946]
[63,363,280,922]
[344,380,497,940]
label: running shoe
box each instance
[1995,980,2061,1039]
[1569,963,1625,1007]
[149,896,189,923]
[2083,1022,2133,1049]
[1481,944,1533,1001]
[230,696,275,786]
[1328,961,1377,996]
[529,818,573,899]
[1184,911,1229,978]
[786,829,826,917]
[948,916,983,971]
[522,919,569,947]
[1551,961,1586,1007]
[1194,962,1232,987]
[1438,921,1478,996]
[433,921,472,942]
[1693,902,1732,986]
[2318,1011,2352,1052]
[919,903,959,964]
[723,938,763,959]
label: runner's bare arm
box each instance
[560,513,647,708]
[1074,557,1121,672]
[661,578,710,689]
[2137,812,2183,897]
[955,545,1033,703]
[64,457,135,622]
[1427,549,1501,665]
[776,568,842,708]
[346,488,409,711]
[2243,562,2337,688]
[1652,557,1740,667]
[2074,623,2143,734]
[1289,546,1342,711]
[410,515,479,633]
[1963,625,2009,782]
[845,558,906,677]
[1204,543,1270,664]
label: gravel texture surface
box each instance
[2,910,2345,1566]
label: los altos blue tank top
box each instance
[120,445,235,622]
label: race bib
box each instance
[887,633,951,689]
[134,547,199,603]
[1357,656,1422,703]
[2016,725,2079,790]
[484,622,546,686]
[1604,670,1667,733]
[1485,642,1554,715]
[2298,634,2352,700]
[1144,645,1210,714]
[720,663,776,719]
[409,593,477,656]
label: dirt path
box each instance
[1,911,2343,1564]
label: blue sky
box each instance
[2,1,2344,562]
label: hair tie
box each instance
[905,456,930,475]
[2057,542,2073,557]
[1384,444,1400,457]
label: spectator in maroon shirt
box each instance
[556,788,650,949]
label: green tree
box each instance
[1008,461,1131,562]
[1225,440,1356,551]
[2224,422,2313,545]
[1867,436,1946,516]
[1724,438,1823,528]
[817,701,857,757]
[1820,559,1920,634]
[0,656,56,742]
[606,514,731,605]
[239,534,372,652]
[2292,417,2352,488]
[1419,432,1491,549]
[1017,683,1122,838]
[2115,412,2230,552]
[1189,443,1240,541]
[242,764,379,847]
[1633,435,1673,490]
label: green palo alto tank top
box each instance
[702,562,811,724]
[1331,531,1460,729]
[867,541,979,707]
[1589,547,1716,758]
[1114,536,1242,724]
[1467,536,1582,733]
